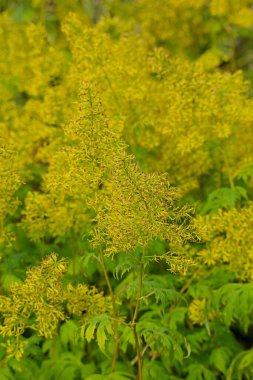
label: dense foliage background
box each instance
[1,1,253,379]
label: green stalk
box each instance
[99,251,119,372]
[131,248,145,380]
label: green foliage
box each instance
[83,314,114,352]
[214,283,253,332]
[200,186,248,214]
[1,1,253,379]
[227,349,253,380]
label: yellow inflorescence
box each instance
[0,254,110,360]
[210,0,253,28]
[195,203,253,281]
[0,135,21,244]
[1,10,252,207]
[188,298,216,326]
[0,0,253,371]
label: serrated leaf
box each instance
[113,254,138,280]
[187,328,210,354]
[60,320,79,349]
[200,187,248,214]
[97,324,107,352]
[114,262,133,280]
[143,361,169,380]
[83,314,114,353]
[210,347,231,374]
[236,166,253,183]
[187,364,216,380]
[80,252,97,264]
[227,349,253,380]
[188,284,211,299]
[137,319,183,363]
[85,320,97,342]
[119,325,135,353]
[214,284,253,331]
[169,307,187,330]
[238,350,253,370]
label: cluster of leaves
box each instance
[1,1,253,379]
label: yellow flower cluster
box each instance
[21,83,122,240]
[0,254,66,339]
[0,13,68,180]
[1,1,253,377]
[188,299,207,326]
[66,283,111,322]
[127,0,208,52]
[106,0,253,62]
[210,0,253,28]
[0,254,110,360]
[62,15,253,192]
[0,1,253,375]
[1,10,252,207]
[188,298,216,326]
[0,131,21,244]
[92,154,194,255]
[0,8,252,252]
[195,203,253,281]
[22,82,195,259]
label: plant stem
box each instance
[133,324,142,380]
[131,337,155,366]
[40,0,45,23]
[50,335,57,361]
[131,248,145,380]
[99,251,119,372]
[221,149,235,188]
[132,261,144,325]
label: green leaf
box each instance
[119,325,135,353]
[184,337,191,359]
[236,166,253,183]
[168,307,187,330]
[141,276,180,307]
[214,284,253,331]
[97,324,107,352]
[137,318,184,363]
[238,350,253,371]
[187,328,210,354]
[60,320,79,349]
[83,314,114,353]
[227,349,253,380]
[85,320,97,342]
[209,347,231,374]
[187,364,216,380]
[0,367,15,380]
[113,255,136,279]
[143,361,170,380]
[200,187,248,214]
[188,284,211,299]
